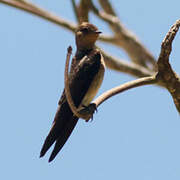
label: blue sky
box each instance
[0,0,180,179]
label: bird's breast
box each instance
[81,54,105,106]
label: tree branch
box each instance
[98,0,116,16]
[0,0,76,32]
[71,0,80,23]
[100,48,154,78]
[157,19,180,113]
[93,75,157,107]
[77,0,91,23]
[93,0,157,70]
[0,0,157,77]
[95,20,180,113]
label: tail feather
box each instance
[40,102,78,161]
[40,122,59,158]
[48,117,78,162]
[40,106,65,158]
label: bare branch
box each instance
[100,49,154,78]
[157,19,180,113]
[3,1,179,116]
[0,0,158,76]
[99,35,118,46]
[71,0,80,23]
[64,46,84,119]
[93,75,157,108]
[98,0,116,16]
[93,1,157,70]
[77,0,91,23]
[0,0,76,32]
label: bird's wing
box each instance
[40,50,102,162]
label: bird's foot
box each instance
[78,103,97,122]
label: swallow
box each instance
[40,22,105,162]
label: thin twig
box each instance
[0,0,76,32]
[0,0,118,44]
[64,46,81,118]
[98,0,116,16]
[100,49,154,78]
[71,0,80,23]
[94,0,157,70]
[64,46,92,121]
[1,0,155,79]
[93,75,157,107]
[77,0,91,22]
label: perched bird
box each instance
[40,22,105,162]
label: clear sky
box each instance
[0,0,180,179]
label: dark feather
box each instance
[40,48,101,161]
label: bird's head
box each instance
[75,22,101,50]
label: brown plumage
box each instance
[40,22,105,162]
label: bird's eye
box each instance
[81,28,88,33]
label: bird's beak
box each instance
[95,31,102,34]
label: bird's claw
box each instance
[79,103,97,122]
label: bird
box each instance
[40,22,105,162]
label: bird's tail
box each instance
[48,117,78,162]
[40,103,78,162]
